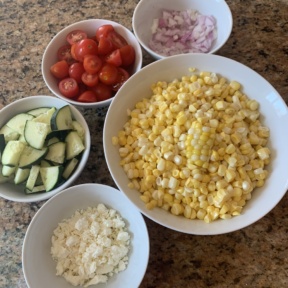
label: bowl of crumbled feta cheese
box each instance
[22,183,149,288]
[132,0,233,60]
[103,53,288,235]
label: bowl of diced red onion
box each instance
[132,0,233,60]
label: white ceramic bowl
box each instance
[132,0,233,60]
[42,19,143,108]
[0,95,90,203]
[22,183,149,288]
[103,53,288,235]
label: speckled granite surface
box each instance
[0,0,288,287]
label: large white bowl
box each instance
[42,19,143,108]
[22,183,149,288]
[132,0,233,60]
[0,95,90,203]
[103,53,288,235]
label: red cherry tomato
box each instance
[68,62,85,83]
[97,37,114,56]
[77,91,97,102]
[95,24,115,41]
[119,45,136,67]
[66,30,87,45]
[74,39,98,62]
[58,78,79,98]
[106,30,128,49]
[90,83,113,102]
[112,67,130,91]
[50,60,69,79]
[98,64,119,85]
[83,55,102,74]
[57,45,74,64]
[81,72,99,87]
[105,49,122,67]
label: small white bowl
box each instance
[0,95,90,203]
[132,0,233,60]
[103,53,288,235]
[22,183,149,288]
[42,19,143,108]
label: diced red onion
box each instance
[149,9,217,56]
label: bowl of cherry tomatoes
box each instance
[42,19,143,108]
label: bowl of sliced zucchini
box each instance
[0,95,90,202]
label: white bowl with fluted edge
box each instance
[22,183,149,288]
[132,0,233,60]
[42,19,143,108]
[0,95,90,203]
[103,53,288,235]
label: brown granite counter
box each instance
[0,0,288,287]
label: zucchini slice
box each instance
[45,142,66,164]
[25,184,46,194]
[26,165,40,191]
[0,125,20,142]
[46,137,59,146]
[6,113,34,134]
[65,131,85,160]
[72,121,85,141]
[62,158,79,179]
[46,129,72,142]
[14,167,30,185]
[0,134,5,156]
[0,165,14,183]
[50,105,73,131]
[32,107,56,126]
[18,146,48,169]
[40,159,52,167]
[24,120,50,149]
[27,107,52,117]
[1,140,26,166]
[40,166,63,192]
[2,165,16,177]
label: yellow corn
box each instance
[113,69,271,223]
[185,119,216,169]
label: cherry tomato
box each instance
[81,72,99,87]
[50,60,69,79]
[58,78,79,98]
[57,45,74,64]
[112,67,130,91]
[70,43,78,60]
[68,62,85,83]
[106,30,128,49]
[98,64,119,85]
[74,39,98,62]
[119,45,136,67]
[90,83,113,102]
[105,49,122,67]
[97,37,114,55]
[77,90,97,102]
[66,30,87,45]
[83,54,102,74]
[95,24,115,41]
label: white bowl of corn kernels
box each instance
[103,53,288,235]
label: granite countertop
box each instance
[1,0,288,287]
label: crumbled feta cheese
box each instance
[51,204,131,287]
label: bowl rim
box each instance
[0,95,91,203]
[132,0,233,59]
[42,19,143,108]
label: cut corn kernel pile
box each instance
[112,70,271,223]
